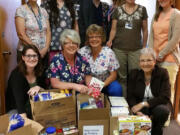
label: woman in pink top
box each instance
[149,0,180,104]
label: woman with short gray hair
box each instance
[48,29,91,93]
[127,47,172,135]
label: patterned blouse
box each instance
[48,52,91,84]
[41,0,78,51]
[15,5,49,51]
[79,46,120,81]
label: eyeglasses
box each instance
[64,42,78,46]
[140,59,154,63]
[24,54,38,59]
[88,36,102,39]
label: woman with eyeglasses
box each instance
[48,29,91,93]
[79,24,122,96]
[127,48,172,135]
[6,45,46,118]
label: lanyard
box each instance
[27,3,43,31]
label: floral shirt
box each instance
[48,52,91,84]
[15,5,49,51]
[78,46,120,81]
[41,0,78,51]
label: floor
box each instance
[162,112,180,135]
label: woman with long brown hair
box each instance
[41,0,79,62]
[149,0,180,104]
[6,45,46,118]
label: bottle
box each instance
[46,127,56,135]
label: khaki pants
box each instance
[161,64,179,105]
[113,48,140,98]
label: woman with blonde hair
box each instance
[148,0,180,104]
[79,24,122,96]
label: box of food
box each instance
[77,94,110,135]
[118,115,151,135]
[30,89,76,129]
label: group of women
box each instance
[5,0,180,135]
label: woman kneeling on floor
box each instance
[127,47,172,135]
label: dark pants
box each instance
[141,104,170,135]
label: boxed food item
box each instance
[109,96,129,107]
[109,96,129,116]
[88,77,104,98]
[111,107,129,116]
[118,115,151,135]
[77,94,110,135]
[0,114,43,135]
[30,89,76,129]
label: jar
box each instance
[46,127,56,135]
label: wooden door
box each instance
[0,0,21,114]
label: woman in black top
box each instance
[6,45,45,118]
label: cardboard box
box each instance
[110,117,119,135]
[33,108,76,128]
[30,89,76,129]
[0,114,43,135]
[77,94,110,135]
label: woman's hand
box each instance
[27,86,41,96]
[74,84,89,94]
[136,111,145,116]
[106,40,112,47]
[132,102,149,114]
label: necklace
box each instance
[27,2,42,31]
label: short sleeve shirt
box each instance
[112,4,148,51]
[48,52,91,84]
[78,46,120,81]
[15,5,49,51]
[41,0,78,51]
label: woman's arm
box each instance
[74,20,79,33]
[106,19,117,47]
[147,68,171,108]
[142,19,148,48]
[159,11,180,59]
[39,19,51,58]
[104,71,117,87]
[15,17,34,45]
[50,78,89,93]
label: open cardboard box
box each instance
[110,117,119,135]
[0,114,43,135]
[77,94,110,135]
[30,89,77,128]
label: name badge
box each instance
[125,22,133,29]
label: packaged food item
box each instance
[8,114,25,132]
[88,77,104,98]
[56,128,63,135]
[62,125,78,135]
[33,91,69,102]
[118,116,151,135]
[46,127,56,135]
